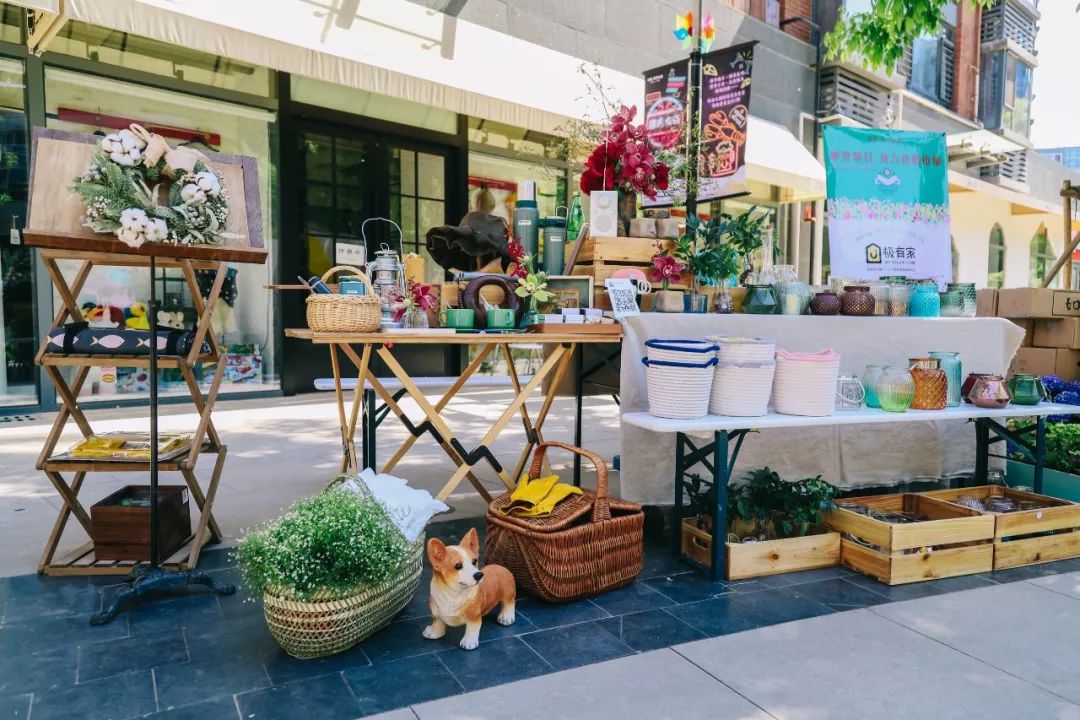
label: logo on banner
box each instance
[866,244,882,264]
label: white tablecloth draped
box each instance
[618,315,1024,504]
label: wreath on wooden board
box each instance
[70,124,235,248]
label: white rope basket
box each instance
[643,339,718,419]
[709,336,776,364]
[773,348,841,417]
[710,362,775,416]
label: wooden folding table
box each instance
[285,329,621,502]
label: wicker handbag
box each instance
[262,535,424,659]
[485,442,644,602]
[305,265,381,333]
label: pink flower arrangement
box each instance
[392,280,437,322]
[579,105,671,199]
[650,254,685,290]
[505,236,529,280]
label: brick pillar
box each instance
[780,0,812,42]
[953,1,981,119]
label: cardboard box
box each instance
[1033,318,1080,349]
[1053,291,1080,317]
[976,289,997,317]
[996,288,1055,318]
[1012,347,1080,380]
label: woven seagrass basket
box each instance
[485,442,643,602]
[305,265,381,333]
[262,535,424,659]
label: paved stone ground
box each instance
[2,517,1079,720]
[0,389,622,578]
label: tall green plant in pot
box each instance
[716,209,767,285]
[238,485,424,658]
[667,214,741,313]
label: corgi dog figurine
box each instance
[423,528,516,650]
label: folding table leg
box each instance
[674,432,686,552]
[511,342,576,482]
[975,419,990,488]
[362,389,375,470]
[1034,416,1047,494]
[341,344,372,472]
[328,344,355,473]
[711,431,729,582]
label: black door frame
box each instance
[278,78,468,395]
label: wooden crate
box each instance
[920,486,1080,569]
[91,485,191,562]
[824,493,995,585]
[573,236,673,265]
[681,518,841,580]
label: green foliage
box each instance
[825,0,995,72]
[1008,420,1080,475]
[667,212,752,288]
[729,467,839,539]
[237,488,410,601]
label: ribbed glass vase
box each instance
[876,366,915,412]
[929,351,962,407]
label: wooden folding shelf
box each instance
[31,246,229,576]
[825,494,995,585]
[921,486,1080,570]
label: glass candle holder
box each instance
[911,366,948,410]
[840,285,875,316]
[910,283,940,317]
[863,365,885,408]
[742,284,779,314]
[928,351,962,406]
[811,291,841,315]
[939,290,964,317]
[877,366,915,412]
[947,282,978,317]
[887,283,912,316]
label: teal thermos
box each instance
[513,181,539,268]
[541,207,568,276]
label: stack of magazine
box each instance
[52,432,195,462]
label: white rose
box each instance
[117,129,146,151]
[116,226,145,247]
[180,183,206,204]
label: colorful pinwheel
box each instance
[673,11,693,50]
[701,13,716,52]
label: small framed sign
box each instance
[605,278,640,320]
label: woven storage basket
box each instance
[485,442,644,602]
[642,339,718,419]
[710,361,775,416]
[305,265,381,333]
[262,535,424,659]
[709,336,776,364]
[772,348,840,417]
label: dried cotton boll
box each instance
[100,133,123,154]
[110,151,136,166]
[119,208,149,229]
[116,129,147,151]
[194,171,221,196]
[145,218,168,243]
[116,226,146,248]
[180,183,206,204]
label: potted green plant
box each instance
[1008,421,1080,502]
[681,467,842,579]
[716,209,767,285]
[649,252,686,312]
[238,484,424,658]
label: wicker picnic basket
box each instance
[485,442,644,602]
[262,534,424,659]
[305,265,381,333]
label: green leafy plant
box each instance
[1011,420,1080,475]
[665,213,744,291]
[729,467,839,539]
[238,488,410,601]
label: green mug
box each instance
[440,308,474,330]
[486,308,516,330]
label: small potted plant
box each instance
[238,485,423,658]
[649,253,686,312]
[670,215,741,313]
[394,280,438,329]
[681,467,841,579]
[513,259,552,327]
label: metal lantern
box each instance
[368,244,407,329]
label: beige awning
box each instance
[746,117,825,200]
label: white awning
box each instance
[7,0,60,12]
[63,0,826,198]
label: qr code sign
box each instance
[605,279,640,320]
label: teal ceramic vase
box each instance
[929,351,962,407]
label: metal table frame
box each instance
[623,404,1077,581]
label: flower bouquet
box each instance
[393,280,437,329]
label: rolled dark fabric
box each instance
[425,211,515,273]
[44,323,211,356]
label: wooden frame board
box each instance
[24,127,267,264]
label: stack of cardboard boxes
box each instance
[987,288,1080,381]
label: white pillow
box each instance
[343,469,448,543]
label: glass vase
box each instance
[939,290,964,317]
[887,283,912,316]
[929,351,962,407]
[911,366,948,410]
[520,296,540,327]
[910,283,940,317]
[742,284,778,314]
[1008,373,1047,405]
[862,365,885,408]
[403,307,429,329]
[947,282,978,317]
[876,366,915,412]
[713,287,734,314]
[840,285,875,316]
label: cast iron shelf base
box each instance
[90,565,236,625]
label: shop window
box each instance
[468,152,565,224]
[49,20,272,97]
[0,57,31,408]
[987,224,1005,289]
[0,5,21,44]
[44,67,279,399]
[468,118,560,160]
[291,76,457,135]
[980,51,1033,135]
[1029,224,1057,288]
[393,148,447,284]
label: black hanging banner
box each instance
[697,41,757,202]
[642,59,690,208]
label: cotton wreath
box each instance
[71,124,232,248]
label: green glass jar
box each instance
[742,284,778,314]
[1008,373,1047,406]
[929,351,962,407]
[876,366,915,412]
[862,365,884,408]
[946,282,978,317]
[939,290,964,317]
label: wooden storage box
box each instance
[824,494,994,585]
[681,518,841,580]
[920,486,1080,570]
[91,485,191,562]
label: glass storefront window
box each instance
[0,57,31,407]
[44,67,279,400]
[291,76,457,135]
[468,152,565,223]
[48,20,272,97]
[468,117,559,159]
[0,5,21,45]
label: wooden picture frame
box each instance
[23,127,266,264]
[542,275,595,311]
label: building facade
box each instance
[0,0,1074,412]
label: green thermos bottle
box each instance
[541,207,568,276]
[513,181,539,268]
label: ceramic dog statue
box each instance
[423,528,516,650]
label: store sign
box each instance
[824,126,951,284]
[642,59,689,208]
[697,41,756,202]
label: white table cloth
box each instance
[618,315,1025,504]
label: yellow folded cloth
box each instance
[499,473,584,517]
